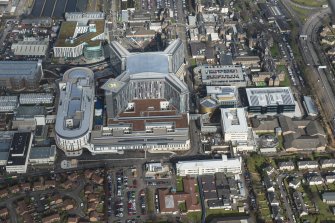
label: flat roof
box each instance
[7,132,32,166]
[16,106,46,118]
[55,67,95,139]
[246,87,295,107]
[206,86,238,99]
[176,155,241,172]
[304,96,318,115]
[108,99,188,131]
[55,20,104,48]
[0,60,41,77]
[11,41,48,56]
[221,108,248,133]
[201,65,245,81]
[29,146,56,159]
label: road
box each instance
[277,174,294,223]
[299,8,335,122]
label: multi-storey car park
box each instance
[55,67,95,156]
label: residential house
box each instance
[61,180,73,189]
[42,213,60,223]
[21,182,31,191]
[62,199,75,211]
[297,161,319,170]
[308,175,323,186]
[0,208,8,218]
[16,200,29,215]
[44,180,55,189]
[84,170,94,179]
[293,191,308,217]
[289,178,301,189]
[89,211,99,222]
[10,185,20,194]
[91,174,104,185]
[267,192,279,206]
[0,189,8,198]
[278,161,295,171]
[51,194,63,205]
[68,216,79,223]
[88,201,99,212]
[84,184,94,195]
[322,192,335,204]
[326,175,335,184]
[263,174,275,192]
[33,181,44,191]
[68,172,79,182]
[320,159,335,169]
[264,166,275,176]
[87,193,99,203]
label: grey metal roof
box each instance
[303,96,318,116]
[323,192,335,201]
[126,53,169,74]
[29,146,56,159]
[0,60,41,77]
[55,67,94,139]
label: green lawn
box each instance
[255,81,267,87]
[301,184,335,222]
[96,203,104,213]
[270,43,280,58]
[246,153,269,173]
[292,0,326,7]
[289,3,312,21]
[187,211,202,223]
[178,202,187,212]
[176,176,184,192]
[277,135,283,149]
[277,65,290,87]
[146,188,155,214]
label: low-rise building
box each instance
[289,178,301,189]
[320,159,335,169]
[297,161,319,170]
[28,146,56,165]
[42,213,60,223]
[158,177,201,214]
[19,93,54,105]
[278,161,295,171]
[308,175,323,185]
[322,192,335,204]
[176,155,242,176]
[293,191,308,217]
[11,39,49,57]
[326,175,335,184]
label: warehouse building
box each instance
[11,40,49,57]
[19,93,54,105]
